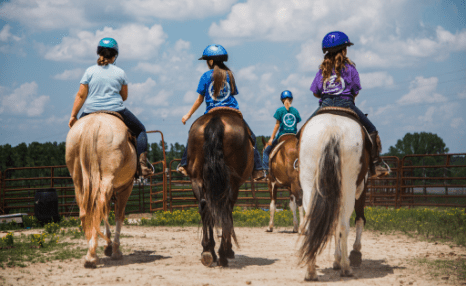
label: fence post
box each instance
[0,171,3,215]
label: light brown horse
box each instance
[262,134,303,233]
[66,113,137,268]
[186,108,254,267]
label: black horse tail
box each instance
[202,116,237,245]
[301,134,342,264]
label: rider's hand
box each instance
[267,138,273,146]
[69,116,77,128]
[182,114,191,125]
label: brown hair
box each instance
[320,48,355,83]
[208,61,236,99]
[97,48,118,66]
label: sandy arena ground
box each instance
[1,224,465,286]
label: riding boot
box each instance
[252,169,266,181]
[177,163,188,177]
[369,132,388,177]
[139,152,154,178]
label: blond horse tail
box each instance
[79,120,109,242]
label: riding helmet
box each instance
[280,90,293,101]
[198,44,228,62]
[322,31,354,54]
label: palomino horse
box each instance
[185,107,254,267]
[66,112,137,268]
[298,107,378,281]
[262,134,303,233]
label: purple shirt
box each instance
[310,64,361,101]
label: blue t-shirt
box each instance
[80,64,127,113]
[197,70,239,114]
[274,106,301,139]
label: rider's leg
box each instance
[117,108,153,177]
[262,138,278,171]
[243,120,265,181]
[177,138,189,176]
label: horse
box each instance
[262,135,303,233]
[66,112,137,268]
[185,107,254,267]
[298,107,378,281]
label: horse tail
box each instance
[301,132,342,263]
[79,120,107,241]
[202,116,236,244]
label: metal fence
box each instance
[1,154,465,216]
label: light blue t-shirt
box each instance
[273,106,301,140]
[80,64,127,113]
[197,70,239,114]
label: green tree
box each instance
[385,132,449,158]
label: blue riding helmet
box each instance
[97,38,119,64]
[280,90,293,101]
[322,31,354,54]
[198,44,228,61]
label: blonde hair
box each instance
[320,48,355,83]
[209,61,236,99]
[282,98,292,111]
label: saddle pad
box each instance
[208,107,243,118]
[91,110,124,122]
[316,106,359,120]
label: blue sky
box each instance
[0,0,466,153]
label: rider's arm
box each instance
[69,84,89,128]
[268,120,280,145]
[182,94,204,125]
[120,85,128,101]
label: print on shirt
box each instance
[208,81,231,102]
[323,75,345,95]
[283,113,297,128]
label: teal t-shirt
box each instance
[273,106,301,140]
[80,64,127,113]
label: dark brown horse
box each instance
[262,134,303,233]
[185,108,254,267]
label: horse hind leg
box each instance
[111,181,132,260]
[266,182,277,232]
[350,190,366,267]
[104,220,113,257]
[290,194,298,233]
[304,258,319,281]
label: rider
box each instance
[68,37,153,177]
[178,44,265,181]
[309,31,384,176]
[262,90,301,172]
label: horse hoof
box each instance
[333,262,341,270]
[104,245,113,257]
[340,269,353,277]
[111,251,123,260]
[349,250,362,267]
[227,249,235,259]
[292,229,298,234]
[304,274,319,281]
[201,252,213,267]
[217,258,228,267]
[265,228,273,232]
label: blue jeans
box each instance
[262,138,278,170]
[310,97,377,133]
[180,119,263,171]
[80,108,148,156]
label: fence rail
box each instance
[1,154,465,216]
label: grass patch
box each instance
[0,228,86,268]
[350,207,466,246]
[415,257,466,282]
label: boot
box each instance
[177,163,188,177]
[252,169,266,181]
[369,131,388,177]
[139,152,154,178]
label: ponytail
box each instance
[283,98,292,111]
[319,49,354,83]
[210,61,236,99]
[97,48,118,66]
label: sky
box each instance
[0,0,466,154]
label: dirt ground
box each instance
[1,225,465,286]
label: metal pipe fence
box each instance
[1,154,465,216]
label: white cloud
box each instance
[417,106,436,123]
[360,72,394,89]
[133,63,164,74]
[44,24,167,62]
[183,91,198,103]
[0,82,49,117]
[53,68,84,80]
[237,66,258,81]
[0,24,25,55]
[397,76,447,106]
[450,118,464,129]
[0,25,22,42]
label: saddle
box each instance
[269,134,296,161]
